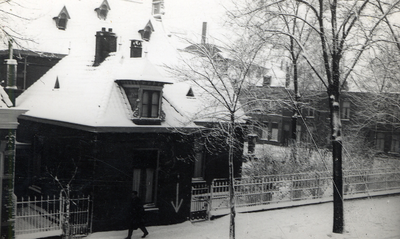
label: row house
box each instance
[245,81,400,155]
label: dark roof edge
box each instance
[18,114,202,133]
[0,49,66,59]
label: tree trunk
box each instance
[291,57,299,159]
[229,114,236,239]
[329,59,344,233]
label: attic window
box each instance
[186,87,194,97]
[130,40,143,58]
[54,77,60,89]
[95,0,111,20]
[117,80,166,125]
[53,6,70,30]
[139,21,154,41]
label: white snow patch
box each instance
[83,195,400,239]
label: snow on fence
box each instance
[205,168,400,216]
[190,182,210,221]
[15,195,62,239]
[15,194,92,239]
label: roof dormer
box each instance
[138,21,154,41]
[53,6,70,30]
[95,0,111,20]
[116,80,167,125]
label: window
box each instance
[271,123,279,141]
[117,80,165,124]
[186,87,195,97]
[376,133,385,151]
[139,21,154,41]
[130,40,143,58]
[132,150,158,205]
[152,0,164,16]
[142,90,160,118]
[303,107,314,118]
[342,101,350,120]
[261,127,268,140]
[53,6,70,30]
[391,135,400,153]
[95,0,111,20]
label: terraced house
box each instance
[244,78,400,156]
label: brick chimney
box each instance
[94,28,117,66]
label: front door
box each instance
[132,150,158,205]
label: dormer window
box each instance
[130,40,143,58]
[95,0,111,20]
[138,21,154,41]
[53,6,70,30]
[152,0,164,18]
[117,80,166,125]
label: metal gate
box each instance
[190,182,209,221]
[15,193,92,239]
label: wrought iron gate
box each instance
[15,193,92,239]
[190,182,209,221]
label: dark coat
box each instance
[129,196,145,229]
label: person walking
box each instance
[126,191,149,238]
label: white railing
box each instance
[15,195,62,239]
[207,168,400,216]
[15,193,91,238]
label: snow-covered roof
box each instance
[5,0,242,131]
[0,87,13,108]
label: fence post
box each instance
[290,176,293,201]
[385,168,388,190]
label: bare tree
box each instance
[167,37,265,239]
[229,0,400,233]
[0,0,34,48]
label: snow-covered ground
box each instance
[84,195,400,239]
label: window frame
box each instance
[130,40,143,58]
[132,150,159,207]
[376,132,385,151]
[390,134,400,154]
[259,122,269,140]
[117,80,164,124]
[342,101,351,120]
[270,122,279,142]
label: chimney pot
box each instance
[201,22,207,44]
[108,28,112,32]
[102,27,106,31]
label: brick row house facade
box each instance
[245,80,400,156]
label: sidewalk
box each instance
[84,194,400,239]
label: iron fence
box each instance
[15,193,92,239]
[190,168,400,218]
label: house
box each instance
[1,0,244,232]
[244,76,400,156]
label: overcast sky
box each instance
[162,0,235,45]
